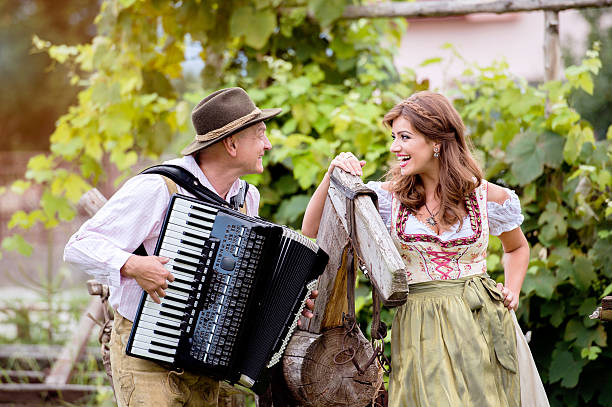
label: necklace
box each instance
[424,202,439,227]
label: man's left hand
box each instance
[297,290,318,327]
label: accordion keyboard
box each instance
[128,197,266,367]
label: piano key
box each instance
[144,301,184,319]
[163,228,206,246]
[133,325,180,344]
[134,332,178,347]
[173,200,218,219]
[129,345,175,363]
[137,320,181,338]
[131,340,177,356]
[165,225,208,245]
[160,240,201,257]
[141,305,184,324]
[169,212,214,232]
[161,287,189,300]
[167,280,194,292]
[159,249,200,268]
[138,313,181,328]
[166,258,197,273]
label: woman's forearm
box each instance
[503,243,529,297]
[301,172,331,238]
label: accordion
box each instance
[125,194,328,393]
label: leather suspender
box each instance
[132,164,250,256]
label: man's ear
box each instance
[222,136,238,157]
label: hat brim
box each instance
[181,108,282,156]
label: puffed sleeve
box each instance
[365,181,392,231]
[487,187,525,236]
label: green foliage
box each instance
[451,45,612,406]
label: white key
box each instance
[129,345,175,363]
[165,287,189,300]
[144,301,184,318]
[131,340,177,356]
[141,306,183,325]
[161,240,201,256]
[165,223,208,243]
[137,320,181,337]
[138,313,181,329]
[173,200,218,219]
[164,229,206,248]
[134,332,178,347]
[169,212,214,231]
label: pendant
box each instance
[426,216,437,226]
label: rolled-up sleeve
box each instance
[63,174,170,287]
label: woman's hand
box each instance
[496,283,519,311]
[328,152,366,177]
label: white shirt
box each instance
[366,181,524,238]
[64,155,260,321]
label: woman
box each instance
[302,91,547,406]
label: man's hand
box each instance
[121,255,175,304]
[297,290,318,327]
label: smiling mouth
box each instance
[398,155,411,167]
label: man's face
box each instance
[234,122,271,174]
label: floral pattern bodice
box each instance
[391,181,489,284]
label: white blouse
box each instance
[366,181,524,239]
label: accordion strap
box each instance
[132,164,240,257]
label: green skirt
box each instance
[389,274,520,407]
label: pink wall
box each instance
[395,10,590,90]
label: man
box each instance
[64,88,315,406]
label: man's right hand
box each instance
[120,255,174,304]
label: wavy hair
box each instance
[383,91,482,228]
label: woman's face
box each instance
[390,116,439,177]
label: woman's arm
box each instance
[488,182,529,310]
[301,152,365,238]
[497,227,529,310]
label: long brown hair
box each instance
[383,91,482,227]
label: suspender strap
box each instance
[141,164,230,208]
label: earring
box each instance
[433,147,440,158]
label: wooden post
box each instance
[283,169,406,406]
[600,296,612,321]
[544,10,562,82]
[44,189,109,386]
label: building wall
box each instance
[396,10,591,90]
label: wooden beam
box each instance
[544,10,562,81]
[326,168,408,306]
[342,0,612,19]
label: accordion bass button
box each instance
[220,256,236,271]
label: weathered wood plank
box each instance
[305,196,350,333]
[327,168,408,305]
[601,296,612,321]
[342,0,612,19]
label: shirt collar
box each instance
[164,155,242,203]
